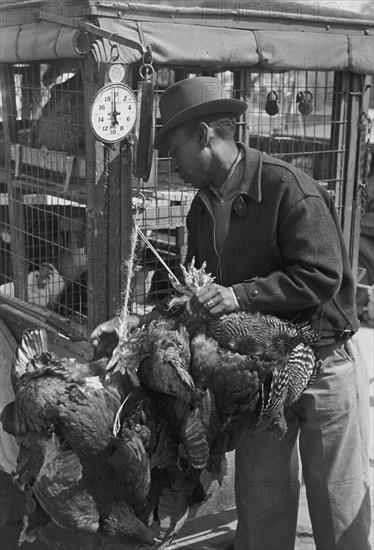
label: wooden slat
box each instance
[0,293,88,342]
[10,143,86,179]
[139,204,192,229]
[8,174,87,203]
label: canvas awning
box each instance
[0,21,88,61]
[0,0,88,62]
[90,17,374,74]
[0,0,373,73]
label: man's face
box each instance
[166,125,210,189]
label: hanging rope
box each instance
[136,227,180,286]
[112,193,182,365]
[117,203,143,347]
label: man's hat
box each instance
[154,77,247,149]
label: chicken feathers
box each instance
[137,324,198,404]
[2,329,161,549]
[171,259,321,442]
[2,258,322,549]
[2,327,215,550]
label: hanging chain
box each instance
[139,45,154,81]
[103,143,111,212]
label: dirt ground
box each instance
[0,325,373,550]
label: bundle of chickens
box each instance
[1,259,321,550]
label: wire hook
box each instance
[139,45,154,81]
[108,33,120,63]
[142,45,153,66]
[108,32,119,48]
[139,63,155,81]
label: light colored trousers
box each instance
[234,336,372,550]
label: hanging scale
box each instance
[89,43,137,144]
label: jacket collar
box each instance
[239,143,263,203]
[197,142,263,205]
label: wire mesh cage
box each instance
[129,65,349,314]
[0,59,357,326]
[0,61,88,329]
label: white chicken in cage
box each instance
[0,263,65,308]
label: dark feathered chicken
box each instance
[106,318,207,471]
[137,323,199,405]
[1,328,203,549]
[107,318,199,404]
[2,259,321,549]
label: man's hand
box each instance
[189,283,239,316]
[90,315,141,358]
[90,309,163,359]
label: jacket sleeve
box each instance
[232,195,344,315]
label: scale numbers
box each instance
[90,83,137,143]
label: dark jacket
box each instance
[185,144,359,345]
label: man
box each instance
[91,77,371,550]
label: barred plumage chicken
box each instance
[191,330,318,441]
[170,259,321,439]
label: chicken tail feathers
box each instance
[180,408,209,469]
[13,329,54,386]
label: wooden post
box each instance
[341,73,364,265]
[21,63,40,121]
[349,74,371,280]
[329,71,348,225]
[240,68,253,145]
[175,226,187,264]
[0,63,28,301]
[234,70,243,143]
[2,64,18,142]
[83,55,107,332]
[106,141,123,318]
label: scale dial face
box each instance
[90,83,137,143]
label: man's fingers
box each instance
[90,318,119,342]
[195,285,212,298]
[89,328,100,342]
[192,285,237,316]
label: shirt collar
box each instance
[208,147,244,200]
